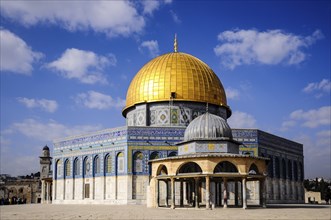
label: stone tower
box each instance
[39,145,52,179]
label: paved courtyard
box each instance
[1,204,330,219]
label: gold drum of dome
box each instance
[123,52,229,115]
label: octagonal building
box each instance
[50,38,304,207]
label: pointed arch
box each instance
[177,162,202,174]
[249,163,259,175]
[64,159,71,177]
[116,152,124,174]
[83,156,90,177]
[73,157,80,176]
[267,156,273,178]
[93,155,100,176]
[293,161,298,181]
[150,151,161,160]
[274,157,280,178]
[281,158,286,179]
[133,151,144,173]
[104,154,112,174]
[156,164,168,176]
[55,159,62,179]
[288,160,292,180]
[214,161,238,173]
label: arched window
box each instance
[74,158,80,176]
[267,156,273,178]
[288,160,292,180]
[178,162,202,174]
[281,158,286,179]
[249,163,259,175]
[293,161,298,181]
[157,165,168,176]
[274,157,280,178]
[65,159,71,177]
[133,152,144,173]
[83,157,90,177]
[94,156,100,175]
[56,159,62,179]
[150,151,161,160]
[116,152,124,174]
[168,151,177,157]
[105,154,112,174]
[214,161,238,173]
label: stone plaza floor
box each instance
[0,204,330,219]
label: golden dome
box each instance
[123,52,229,115]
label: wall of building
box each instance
[126,102,228,127]
[52,126,182,204]
[52,127,304,205]
[305,190,322,204]
[233,129,305,204]
[0,179,41,204]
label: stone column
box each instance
[156,180,160,207]
[195,178,199,209]
[205,176,210,209]
[242,178,247,209]
[223,178,228,208]
[211,182,215,209]
[41,180,45,204]
[171,178,175,209]
[165,180,169,207]
[235,180,239,206]
[215,181,219,207]
[46,182,50,203]
[180,179,184,207]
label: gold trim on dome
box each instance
[123,52,229,115]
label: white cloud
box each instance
[228,111,257,128]
[303,79,331,97]
[214,29,323,69]
[170,10,181,24]
[280,120,297,131]
[142,0,161,15]
[141,0,172,15]
[316,130,331,146]
[289,106,331,128]
[47,48,116,84]
[17,97,58,113]
[0,28,43,74]
[0,1,145,38]
[140,40,160,58]
[74,90,125,110]
[225,87,240,100]
[9,118,103,141]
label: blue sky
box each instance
[0,0,330,179]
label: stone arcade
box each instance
[49,39,304,208]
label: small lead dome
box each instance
[184,112,233,142]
